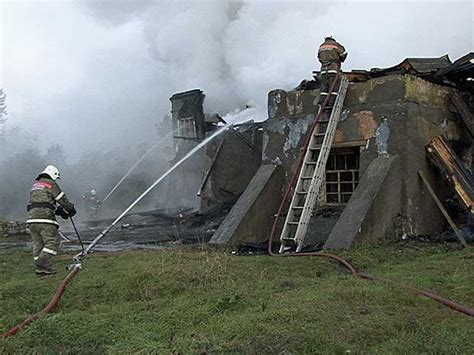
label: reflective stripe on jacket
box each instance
[317,39,347,68]
[26,218,60,226]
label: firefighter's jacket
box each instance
[317,38,347,73]
[26,176,75,226]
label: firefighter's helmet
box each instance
[41,165,60,180]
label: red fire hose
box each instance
[2,266,81,338]
[267,72,474,318]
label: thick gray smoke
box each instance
[0,0,471,219]
[3,0,472,154]
[81,0,472,121]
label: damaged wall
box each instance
[263,74,469,244]
[165,90,207,211]
[164,139,205,211]
[324,156,401,249]
[200,125,263,212]
[209,164,284,248]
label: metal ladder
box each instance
[279,76,349,253]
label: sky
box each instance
[0,0,472,159]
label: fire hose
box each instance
[1,217,85,338]
[2,75,473,340]
[267,72,474,317]
[1,267,80,338]
[1,124,235,339]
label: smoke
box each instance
[79,0,331,119]
[3,0,471,153]
[78,0,473,126]
[0,0,471,219]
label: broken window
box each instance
[325,148,359,205]
[177,116,197,139]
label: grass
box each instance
[1,240,473,354]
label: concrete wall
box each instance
[200,128,262,211]
[165,90,207,211]
[164,139,204,211]
[324,156,401,249]
[209,164,284,247]
[170,89,206,139]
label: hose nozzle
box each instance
[66,262,82,271]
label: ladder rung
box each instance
[314,133,326,137]
[295,191,307,194]
[312,144,333,150]
[287,222,299,225]
[306,162,317,165]
[292,206,304,209]
[282,237,296,241]
[301,176,312,179]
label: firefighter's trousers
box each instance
[29,223,60,273]
[318,71,340,106]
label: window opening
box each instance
[177,116,197,139]
[325,148,359,205]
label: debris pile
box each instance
[0,221,27,238]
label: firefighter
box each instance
[316,36,347,106]
[82,188,101,220]
[26,165,76,276]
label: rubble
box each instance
[0,221,27,238]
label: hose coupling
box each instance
[66,262,82,271]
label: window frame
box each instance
[322,148,360,206]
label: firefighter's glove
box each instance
[55,206,70,220]
[68,207,77,218]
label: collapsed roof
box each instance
[370,55,452,77]
[345,52,473,93]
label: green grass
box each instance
[1,241,473,354]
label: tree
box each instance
[45,144,67,168]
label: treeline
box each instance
[0,127,169,220]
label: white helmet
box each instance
[41,165,60,180]
[90,189,97,196]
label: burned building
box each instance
[168,53,473,250]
